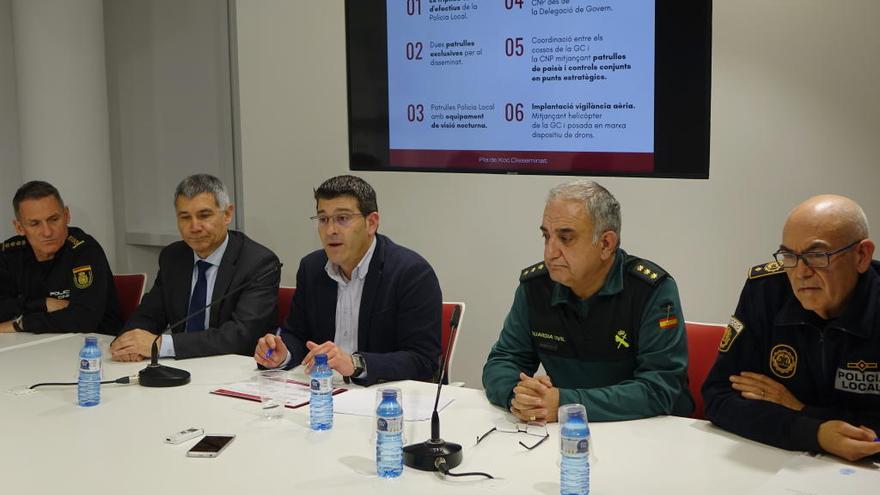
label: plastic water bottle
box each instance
[376,387,404,478]
[560,404,590,495]
[77,336,102,407]
[309,353,333,430]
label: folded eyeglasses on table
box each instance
[475,420,550,450]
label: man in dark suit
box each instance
[110,174,279,360]
[254,175,441,386]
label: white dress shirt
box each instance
[159,233,229,357]
[279,236,377,372]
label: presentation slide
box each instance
[386,0,655,173]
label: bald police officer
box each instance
[0,181,122,335]
[703,194,880,462]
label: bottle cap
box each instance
[85,336,98,345]
[314,353,328,365]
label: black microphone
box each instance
[138,261,283,387]
[403,304,463,472]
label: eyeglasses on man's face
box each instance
[309,212,364,228]
[475,420,550,450]
[772,239,862,269]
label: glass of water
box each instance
[257,369,288,419]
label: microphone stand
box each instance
[138,262,282,387]
[402,305,463,471]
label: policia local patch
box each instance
[835,361,880,395]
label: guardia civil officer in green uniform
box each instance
[703,195,880,462]
[483,179,693,422]
[0,181,122,335]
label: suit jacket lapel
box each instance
[358,235,385,350]
[172,244,195,330]
[210,231,241,327]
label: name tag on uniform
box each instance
[531,330,564,353]
[835,366,880,395]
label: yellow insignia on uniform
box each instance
[73,265,93,289]
[748,261,785,280]
[67,235,84,249]
[846,360,879,372]
[769,344,797,379]
[718,316,744,352]
[628,259,668,286]
[614,330,630,349]
[519,261,548,282]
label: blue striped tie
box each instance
[185,260,211,332]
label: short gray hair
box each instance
[174,174,230,210]
[548,179,621,243]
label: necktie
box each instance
[185,260,211,332]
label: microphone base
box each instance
[402,439,462,472]
[138,363,191,387]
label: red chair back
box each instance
[685,321,726,419]
[277,286,296,327]
[440,302,465,383]
[113,273,147,323]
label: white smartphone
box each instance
[186,434,235,458]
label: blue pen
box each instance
[264,327,282,360]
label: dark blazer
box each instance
[281,234,442,386]
[123,230,279,359]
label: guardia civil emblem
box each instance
[73,265,93,289]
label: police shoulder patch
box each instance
[519,261,548,282]
[627,258,668,286]
[718,316,744,352]
[748,261,785,280]
[73,265,93,289]
[1,236,27,253]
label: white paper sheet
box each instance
[332,387,455,421]
[749,453,880,495]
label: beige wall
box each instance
[0,0,21,240]
[235,0,880,387]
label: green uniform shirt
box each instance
[483,249,693,421]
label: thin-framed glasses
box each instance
[475,420,550,450]
[309,212,364,228]
[772,239,862,268]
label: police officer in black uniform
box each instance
[0,181,121,335]
[703,194,880,462]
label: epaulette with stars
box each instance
[519,261,548,282]
[626,258,668,286]
[748,260,786,280]
[1,236,27,253]
[67,234,85,249]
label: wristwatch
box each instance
[351,352,366,377]
[12,314,24,332]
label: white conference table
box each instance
[0,334,800,495]
[0,331,76,352]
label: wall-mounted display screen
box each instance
[346,0,711,178]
